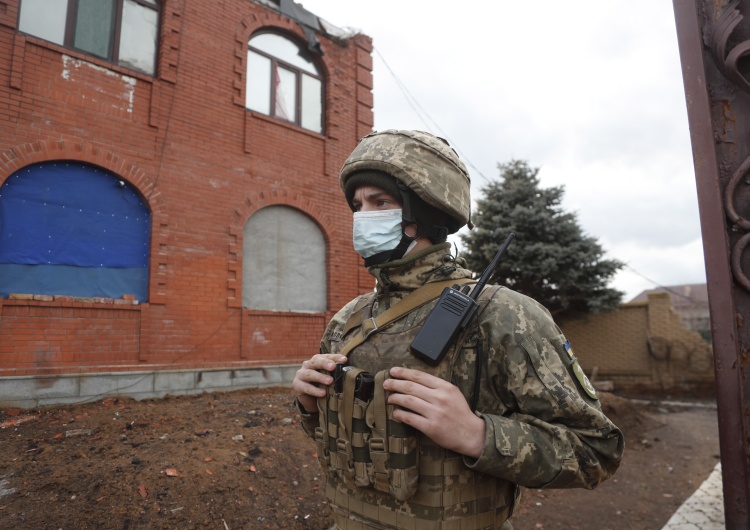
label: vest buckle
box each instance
[361,317,379,339]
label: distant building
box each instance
[562,291,714,395]
[629,284,711,341]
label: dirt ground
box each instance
[0,387,720,530]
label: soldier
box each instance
[292,130,623,529]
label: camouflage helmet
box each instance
[339,130,472,232]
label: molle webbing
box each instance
[327,448,516,529]
[342,367,366,449]
[322,367,369,488]
[318,368,419,500]
[319,368,517,527]
[330,507,507,530]
[369,371,418,501]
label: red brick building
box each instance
[0,0,375,406]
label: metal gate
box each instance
[673,0,750,527]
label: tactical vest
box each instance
[315,284,518,530]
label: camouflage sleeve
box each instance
[464,289,624,489]
[297,296,365,441]
[296,398,319,439]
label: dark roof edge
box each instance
[253,0,362,44]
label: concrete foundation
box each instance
[0,365,298,409]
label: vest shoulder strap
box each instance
[338,278,475,358]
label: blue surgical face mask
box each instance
[352,209,404,258]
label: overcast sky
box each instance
[301,0,704,302]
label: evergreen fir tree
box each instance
[460,159,623,320]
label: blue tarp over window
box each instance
[0,161,151,301]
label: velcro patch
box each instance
[565,341,598,400]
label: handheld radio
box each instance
[409,233,515,366]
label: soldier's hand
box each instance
[292,354,347,413]
[384,366,486,459]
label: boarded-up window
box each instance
[243,206,326,312]
[0,161,151,301]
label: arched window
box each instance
[243,206,326,312]
[18,0,160,75]
[246,32,323,133]
[0,162,151,301]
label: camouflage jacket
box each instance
[300,243,623,527]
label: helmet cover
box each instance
[339,130,471,233]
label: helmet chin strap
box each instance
[363,229,415,267]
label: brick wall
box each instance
[0,301,140,373]
[0,0,373,378]
[561,293,715,394]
